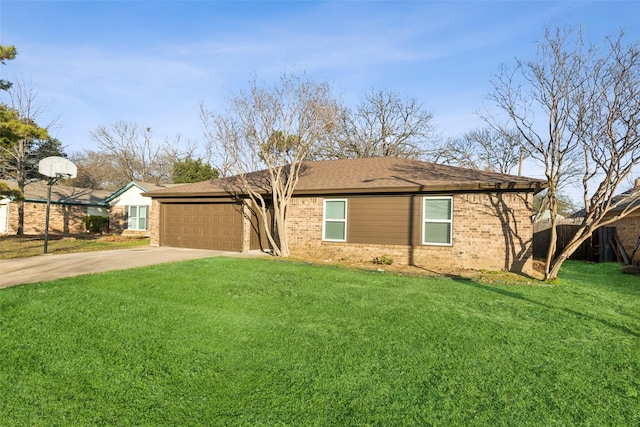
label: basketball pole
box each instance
[38,157,77,254]
[43,174,68,254]
[43,176,57,254]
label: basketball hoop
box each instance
[38,157,78,254]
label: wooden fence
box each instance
[533,225,617,262]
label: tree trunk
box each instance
[276,218,289,257]
[254,199,280,257]
[544,188,559,278]
[544,225,557,278]
[17,200,24,236]
[545,252,568,281]
[271,197,290,257]
[544,222,599,281]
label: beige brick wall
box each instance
[611,211,640,264]
[9,202,88,235]
[286,192,535,274]
[149,199,161,246]
[109,206,127,234]
[109,205,152,237]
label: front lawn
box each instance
[0,235,150,259]
[0,259,638,426]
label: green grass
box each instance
[0,259,638,426]
[0,235,150,259]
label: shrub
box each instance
[372,254,393,265]
[84,215,109,233]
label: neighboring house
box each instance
[0,180,111,235]
[535,182,640,261]
[603,179,640,264]
[614,210,640,264]
[104,181,183,236]
[144,157,547,274]
[533,210,565,223]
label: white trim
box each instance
[0,199,10,234]
[322,199,348,242]
[127,205,148,230]
[422,196,453,246]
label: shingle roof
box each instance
[103,180,184,203]
[134,181,184,192]
[144,157,547,198]
[1,180,111,205]
[570,182,640,218]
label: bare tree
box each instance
[0,79,64,234]
[68,150,121,190]
[311,89,435,160]
[86,121,192,188]
[201,73,339,257]
[532,190,579,220]
[490,26,640,280]
[438,127,524,174]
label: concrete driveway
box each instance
[0,246,268,289]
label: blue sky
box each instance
[1,1,639,185]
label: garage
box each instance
[160,202,243,251]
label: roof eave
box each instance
[104,181,147,203]
[24,197,109,206]
[295,182,548,196]
[144,181,548,199]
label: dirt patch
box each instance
[92,234,149,243]
[289,254,545,286]
[622,265,640,275]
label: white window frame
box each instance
[422,196,453,246]
[127,205,148,231]
[323,199,348,242]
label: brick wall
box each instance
[149,199,161,246]
[109,206,127,234]
[109,205,153,237]
[286,192,535,274]
[9,202,88,235]
[611,211,640,264]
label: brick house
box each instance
[612,211,640,263]
[604,179,640,264]
[0,180,111,235]
[0,180,185,237]
[105,181,182,236]
[144,157,547,274]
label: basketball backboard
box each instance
[38,156,77,179]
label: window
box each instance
[128,205,148,230]
[423,197,453,245]
[323,199,347,241]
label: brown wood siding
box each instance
[346,195,422,245]
[160,202,243,251]
[249,204,272,251]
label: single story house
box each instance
[104,181,183,236]
[603,179,640,264]
[559,178,640,264]
[613,212,640,264]
[144,157,547,274]
[0,180,182,237]
[0,180,111,235]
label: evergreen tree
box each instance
[172,156,218,183]
[0,44,17,91]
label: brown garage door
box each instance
[160,203,243,251]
